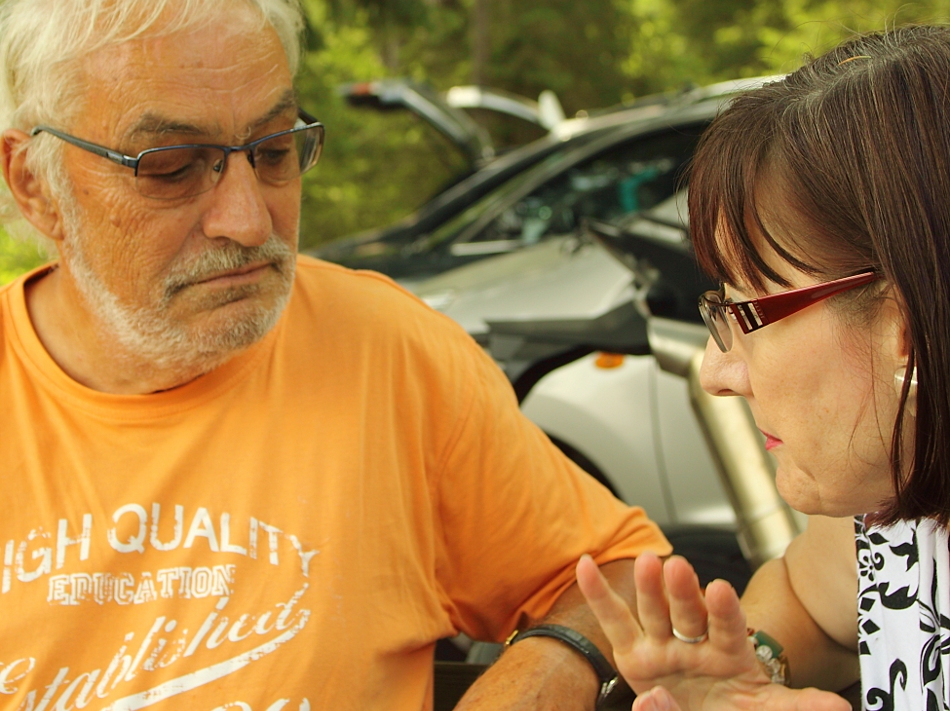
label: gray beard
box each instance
[60,204,295,375]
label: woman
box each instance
[577,26,950,711]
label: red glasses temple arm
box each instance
[727,272,879,334]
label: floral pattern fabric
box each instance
[856,515,950,711]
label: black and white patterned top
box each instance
[856,515,950,710]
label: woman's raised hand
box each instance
[575,553,851,711]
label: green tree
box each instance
[620,0,950,94]
[295,0,470,249]
[487,0,637,112]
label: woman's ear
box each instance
[882,289,917,411]
[2,129,67,242]
[876,285,911,358]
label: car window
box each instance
[461,126,703,250]
[408,148,571,255]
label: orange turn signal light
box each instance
[594,352,625,369]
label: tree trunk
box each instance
[472,0,490,85]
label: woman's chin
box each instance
[776,470,887,518]
[774,467,824,516]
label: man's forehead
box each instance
[123,89,299,142]
[73,16,295,143]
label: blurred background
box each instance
[2,0,949,281]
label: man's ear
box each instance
[2,129,66,242]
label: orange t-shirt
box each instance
[0,256,670,711]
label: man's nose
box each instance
[698,336,750,398]
[200,150,273,247]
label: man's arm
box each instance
[454,558,636,711]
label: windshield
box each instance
[414,122,706,255]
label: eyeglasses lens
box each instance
[252,126,324,184]
[134,124,324,200]
[700,292,732,352]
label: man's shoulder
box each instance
[281,255,494,400]
[0,278,13,343]
[0,263,53,339]
[283,256,488,368]
[293,254,420,300]
[0,278,18,326]
[290,255,462,336]
[0,278,20,297]
[0,264,41,300]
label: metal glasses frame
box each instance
[699,271,880,352]
[30,108,324,197]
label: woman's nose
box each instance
[699,336,751,398]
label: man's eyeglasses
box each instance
[699,271,879,352]
[30,109,325,201]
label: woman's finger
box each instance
[664,556,709,643]
[634,552,674,639]
[575,554,642,654]
[703,579,750,654]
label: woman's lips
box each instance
[763,433,783,451]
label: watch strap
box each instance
[507,623,619,704]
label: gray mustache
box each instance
[163,236,294,298]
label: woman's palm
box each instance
[575,554,851,711]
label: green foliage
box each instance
[623,0,950,93]
[0,228,51,285]
[485,0,637,114]
[295,0,470,249]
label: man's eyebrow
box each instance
[248,90,299,131]
[126,116,209,139]
[125,90,299,142]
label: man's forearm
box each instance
[453,559,636,711]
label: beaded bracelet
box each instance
[748,628,789,686]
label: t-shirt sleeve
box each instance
[430,334,671,643]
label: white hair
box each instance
[0,0,305,233]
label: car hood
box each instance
[412,235,634,337]
[340,79,495,168]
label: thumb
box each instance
[790,687,853,711]
[632,686,680,711]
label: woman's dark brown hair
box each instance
[689,25,950,526]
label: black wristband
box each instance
[507,623,619,705]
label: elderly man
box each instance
[0,1,669,709]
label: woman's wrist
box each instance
[748,628,790,685]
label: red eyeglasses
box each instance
[699,272,879,352]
